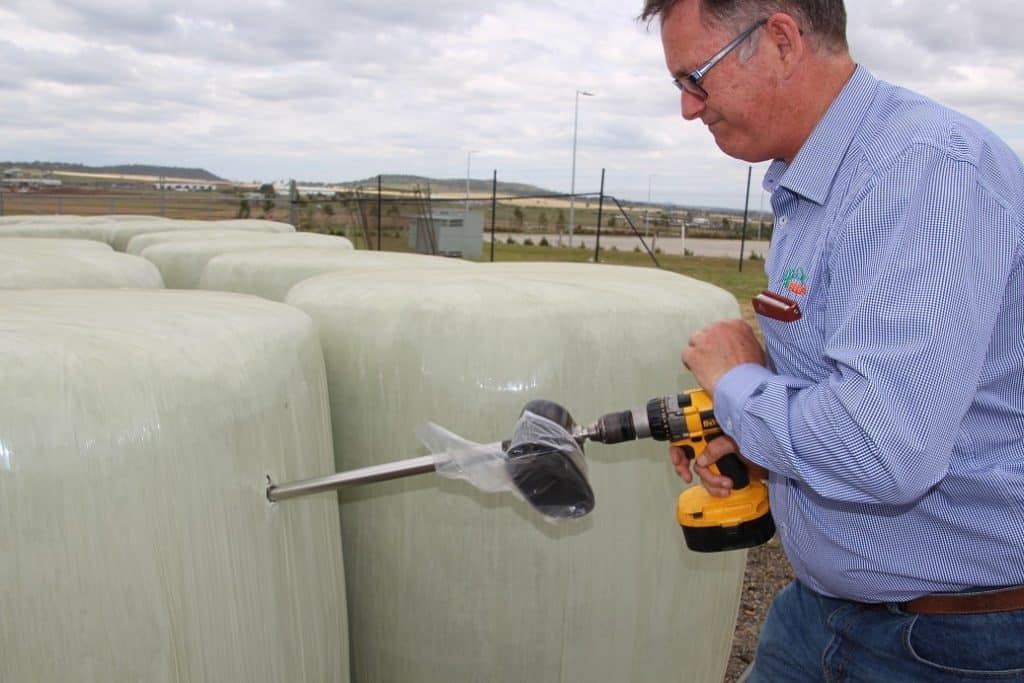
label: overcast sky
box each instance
[3,1,1023,208]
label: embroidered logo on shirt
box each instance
[782,267,807,296]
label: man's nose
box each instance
[681,90,705,121]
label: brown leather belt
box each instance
[900,584,1024,615]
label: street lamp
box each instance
[465,149,479,213]
[568,90,593,247]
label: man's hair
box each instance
[640,0,848,53]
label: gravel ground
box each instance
[723,538,795,682]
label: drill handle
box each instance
[678,445,750,490]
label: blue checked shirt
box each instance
[714,66,1024,603]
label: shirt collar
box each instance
[764,65,879,205]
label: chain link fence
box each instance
[1,176,771,264]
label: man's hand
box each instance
[669,436,769,497]
[682,319,765,393]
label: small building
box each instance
[153,182,216,192]
[1,177,62,189]
[409,209,483,259]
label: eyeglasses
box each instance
[673,18,768,101]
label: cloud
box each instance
[0,1,1021,209]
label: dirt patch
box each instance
[724,538,795,682]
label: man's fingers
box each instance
[669,445,693,483]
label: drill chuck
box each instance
[586,395,702,445]
[586,407,650,444]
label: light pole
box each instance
[568,90,593,247]
[465,149,479,213]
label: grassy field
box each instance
[476,241,768,329]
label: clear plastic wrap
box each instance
[200,246,470,301]
[419,410,592,519]
[415,422,510,492]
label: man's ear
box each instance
[764,12,805,76]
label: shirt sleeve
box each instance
[717,140,1021,505]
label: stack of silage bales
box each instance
[0,289,350,682]
[0,237,164,289]
[0,205,747,682]
[282,263,746,683]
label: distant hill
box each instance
[0,161,225,182]
[341,174,559,198]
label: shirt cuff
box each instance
[713,364,773,443]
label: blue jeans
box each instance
[748,580,1024,682]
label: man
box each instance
[641,1,1024,680]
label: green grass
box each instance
[476,241,768,328]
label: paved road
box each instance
[484,232,771,259]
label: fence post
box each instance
[738,165,752,272]
[0,188,4,216]
[593,169,606,262]
[377,175,382,250]
[489,170,497,262]
[289,180,298,227]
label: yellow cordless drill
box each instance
[579,389,774,552]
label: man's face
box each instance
[660,2,781,162]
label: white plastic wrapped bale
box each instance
[285,265,746,683]
[211,219,297,231]
[108,219,296,251]
[125,229,314,255]
[140,234,355,289]
[0,290,349,683]
[0,236,113,252]
[83,214,171,222]
[0,219,117,243]
[199,247,472,301]
[0,239,165,289]
[0,214,84,224]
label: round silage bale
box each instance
[0,219,117,243]
[83,214,171,222]
[108,219,295,251]
[140,233,354,289]
[0,214,84,224]
[125,228,308,255]
[0,289,349,683]
[0,236,112,252]
[199,247,472,301]
[0,239,165,288]
[284,265,745,683]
